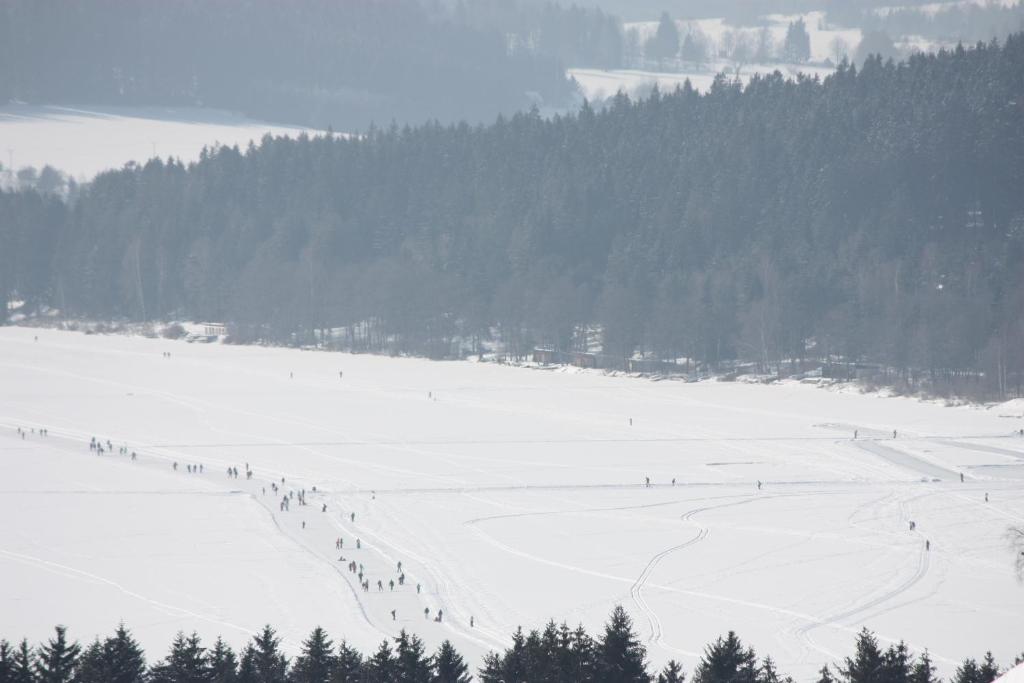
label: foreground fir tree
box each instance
[75,639,108,683]
[818,665,837,683]
[597,605,650,683]
[394,631,431,683]
[432,641,470,683]
[477,652,503,683]
[363,640,396,683]
[330,641,363,683]
[237,626,288,683]
[0,641,15,682]
[840,630,884,683]
[911,651,938,683]
[979,653,1002,683]
[104,624,147,683]
[291,627,334,683]
[693,632,757,683]
[954,653,1002,683]
[658,659,685,683]
[149,631,209,683]
[11,640,34,683]
[34,626,80,683]
[208,637,239,683]
[759,656,793,683]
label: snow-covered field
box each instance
[577,11,857,101]
[1,327,1022,677]
[569,62,836,101]
[0,104,316,180]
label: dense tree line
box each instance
[0,0,575,130]
[452,0,624,70]
[1,608,1020,683]
[827,2,1024,49]
[3,37,1024,396]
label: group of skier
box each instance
[16,426,49,440]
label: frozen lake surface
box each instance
[1,327,1022,677]
[0,104,315,180]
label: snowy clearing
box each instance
[1,327,1022,677]
[0,104,317,180]
[569,62,836,101]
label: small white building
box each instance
[200,322,227,337]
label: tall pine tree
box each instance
[34,627,80,683]
[431,641,470,683]
[596,606,650,683]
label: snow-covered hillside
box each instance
[1,327,1022,677]
[0,104,317,181]
[572,12,856,101]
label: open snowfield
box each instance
[1,327,1022,676]
[0,104,315,180]
[569,62,836,101]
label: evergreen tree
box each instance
[819,665,837,683]
[104,624,147,683]
[75,640,107,683]
[783,18,811,62]
[911,652,937,683]
[477,652,503,683]
[658,660,685,683]
[759,657,792,683]
[596,606,649,683]
[954,659,981,683]
[646,12,679,67]
[208,638,238,683]
[880,642,911,683]
[431,641,470,683]
[0,641,14,683]
[362,641,394,683]
[237,647,258,683]
[329,642,362,683]
[11,641,34,683]
[840,630,885,683]
[979,653,1001,683]
[291,628,334,683]
[247,627,288,683]
[150,632,209,683]
[393,632,430,683]
[34,627,80,683]
[569,624,596,683]
[693,632,757,683]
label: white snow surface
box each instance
[0,104,316,180]
[996,664,1024,683]
[569,62,836,101]
[1,327,1022,677]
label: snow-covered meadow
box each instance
[1,327,1022,677]
[572,12,855,101]
[0,104,316,180]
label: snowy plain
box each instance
[0,104,316,180]
[1,327,1022,677]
